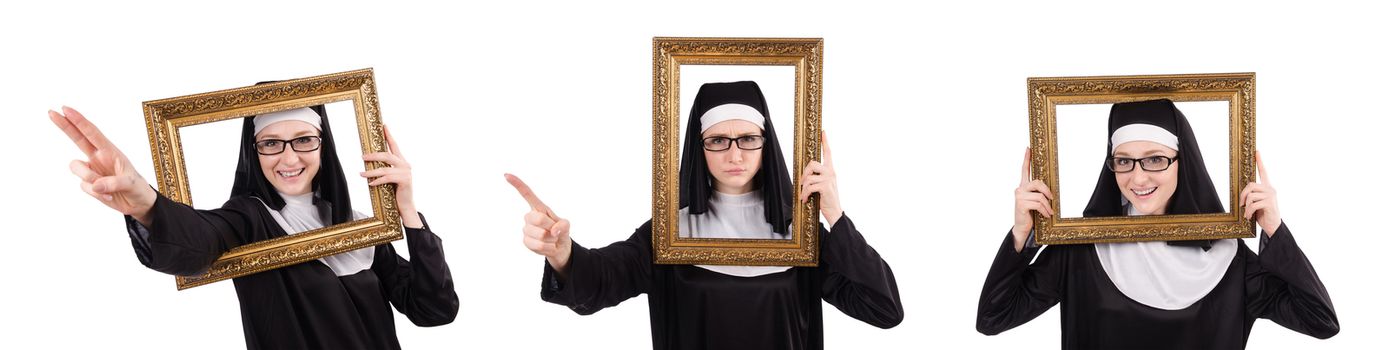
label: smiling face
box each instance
[1113,140,1179,215]
[702,119,763,194]
[256,121,322,196]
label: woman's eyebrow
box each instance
[256,130,318,141]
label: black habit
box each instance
[541,215,903,350]
[121,106,457,349]
[537,81,901,349]
[977,223,1338,349]
[977,99,1338,349]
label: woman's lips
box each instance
[277,168,305,180]
[1132,187,1157,198]
[724,169,746,176]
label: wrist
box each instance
[824,208,844,227]
[548,243,572,276]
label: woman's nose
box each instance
[729,148,744,163]
[1132,169,1151,183]
[278,149,302,166]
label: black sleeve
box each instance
[124,193,247,276]
[976,229,1066,335]
[817,214,904,328]
[540,221,654,315]
[373,213,460,327]
[1245,221,1340,339]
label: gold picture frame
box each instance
[142,68,402,290]
[651,37,824,266]
[1027,72,1257,245]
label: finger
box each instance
[1256,151,1270,185]
[505,173,552,214]
[1244,201,1269,219]
[1026,180,1054,201]
[91,174,132,194]
[362,152,405,167]
[79,181,113,202]
[1239,183,1265,204]
[51,109,100,158]
[1018,194,1055,216]
[550,219,571,239]
[1243,191,1268,210]
[383,124,404,157]
[1240,183,1253,204]
[63,106,119,153]
[1020,200,1053,218]
[361,167,404,179]
[801,183,825,202]
[523,224,550,241]
[820,130,833,167]
[1243,192,1268,209]
[1020,148,1031,186]
[1023,196,1055,217]
[70,160,102,182]
[525,211,557,229]
[802,161,823,177]
[522,236,550,255]
[368,174,406,186]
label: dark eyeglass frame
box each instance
[702,135,765,152]
[1107,155,1180,173]
[255,135,323,155]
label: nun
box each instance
[507,81,903,349]
[976,99,1338,349]
[51,105,458,349]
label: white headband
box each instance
[1111,123,1179,153]
[253,108,322,136]
[699,103,765,133]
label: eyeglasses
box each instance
[702,135,765,151]
[255,136,322,155]
[1107,155,1179,173]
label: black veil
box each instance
[1082,99,1224,247]
[678,81,795,234]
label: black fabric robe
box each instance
[977,222,1338,349]
[540,214,903,350]
[125,194,459,349]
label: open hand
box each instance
[50,106,158,224]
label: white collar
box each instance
[679,190,793,277]
[255,194,375,277]
[1093,205,1236,310]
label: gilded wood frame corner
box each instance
[142,68,402,290]
[651,37,824,266]
[1027,72,1257,245]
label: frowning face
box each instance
[702,119,763,194]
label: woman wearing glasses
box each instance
[50,105,457,349]
[507,81,903,350]
[977,99,1338,349]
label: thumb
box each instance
[550,218,571,240]
[92,175,127,194]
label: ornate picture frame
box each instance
[651,37,824,266]
[142,68,402,289]
[1027,72,1257,245]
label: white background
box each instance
[1057,101,1231,217]
[2,1,1386,349]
